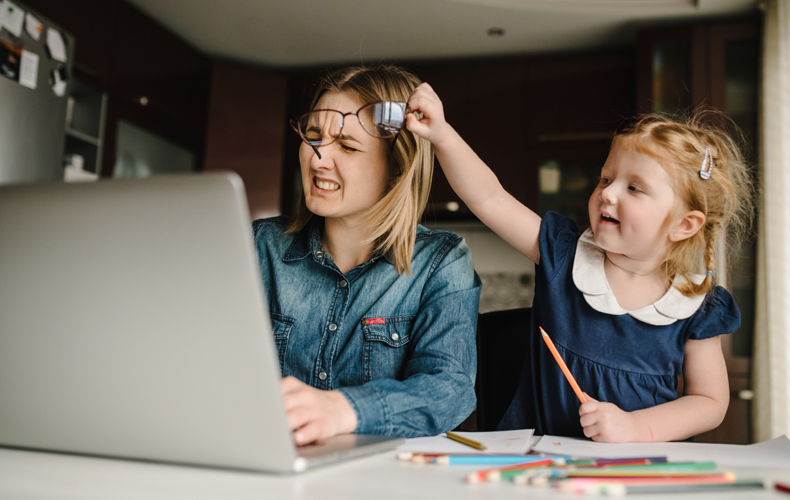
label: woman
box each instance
[252,65,481,445]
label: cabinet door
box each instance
[415,61,529,219]
[637,21,760,444]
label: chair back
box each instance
[475,307,531,431]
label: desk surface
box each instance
[2,447,790,500]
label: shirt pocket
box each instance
[270,313,294,374]
[361,315,415,383]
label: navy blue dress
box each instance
[499,213,740,437]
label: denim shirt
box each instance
[252,216,481,437]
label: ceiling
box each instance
[124,0,760,68]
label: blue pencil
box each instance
[434,455,560,465]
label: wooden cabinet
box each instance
[415,60,529,219]
[523,55,635,230]
[412,55,634,222]
[637,20,760,444]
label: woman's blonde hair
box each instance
[614,110,755,296]
[286,65,433,274]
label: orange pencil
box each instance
[540,326,587,403]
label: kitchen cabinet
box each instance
[413,54,634,222]
[636,20,760,444]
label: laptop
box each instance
[0,172,403,473]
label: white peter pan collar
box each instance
[572,229,705,326]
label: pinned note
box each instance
[0,0,25,38]
[19,49,37,89]
[46,27,67,63]
[24,12,42,41]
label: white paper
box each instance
[18,49,37,89]
[24,12,41,40]
[397,429,535,455]
[46,27,67,63]
[51,64,66,96]
[533,434,790,468]
[0,0,25,38]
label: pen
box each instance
[445,431,487,451]
[540,326,587,403]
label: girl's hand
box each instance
[579,393,640,442]
[280,376,357,446]
[405,82,453,147]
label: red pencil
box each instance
[540,326,587,403]
[776,482,790,494]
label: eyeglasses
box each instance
[290,101,409,154]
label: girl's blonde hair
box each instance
[287,65,433,274]
[614,111,755,296]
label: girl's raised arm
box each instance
[406,83,542,264]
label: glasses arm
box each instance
[389,130,401,153]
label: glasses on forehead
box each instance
[290,101,409,151]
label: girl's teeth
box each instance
[316,179,339,191]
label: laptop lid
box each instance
[0,173,399,473]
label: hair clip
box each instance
[706,270,714,278]
[699,147,713,180]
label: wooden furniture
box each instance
[636,20,760,445]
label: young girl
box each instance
[406,83,754,442]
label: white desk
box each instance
[2,447,790,500]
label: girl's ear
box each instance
[669,210,706,242]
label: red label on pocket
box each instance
[362,317,386,326]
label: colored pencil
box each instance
[556,473,737,493]
[575,461,717,471]
[777,482,790,494]
[465,458,555,483]
[433,455,551,466]
[584,478,764,496]
[511,462,719,482]
[553,469,729,478]
[540,326,587,403]
[445,431,487,451]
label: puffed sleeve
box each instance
[337,236,482,436]
[686,286,741,340]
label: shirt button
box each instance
[328,323,337,331]
[318,371,327,381]
[340,280,348,288]
[391,333,399,341]
[315,251,324,259]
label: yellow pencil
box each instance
[446,431,487,451]
[540,326,587,404]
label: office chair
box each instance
[475,307,531,431]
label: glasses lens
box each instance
[358,102,407,138]
[296,110,344,146]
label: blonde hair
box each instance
[286,65,434,274]
[614,110,755,296]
